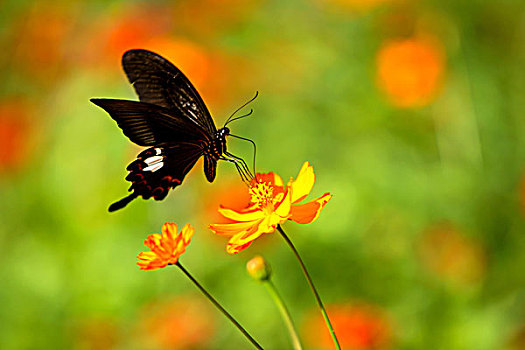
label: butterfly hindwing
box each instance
[108,142,205,211]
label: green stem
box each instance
[277,225,341,350]
[175,262,264,350]
[263,279,303,350]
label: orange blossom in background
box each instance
[376,36,445,108]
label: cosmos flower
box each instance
[0,99,34,173]
[136,296,215,350]
[137,223,194,271]
[376,37,445,108]
[209,161,332,254]
[417,222,486,286]
[304,303,392,349]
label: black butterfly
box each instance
[91,49,254,212]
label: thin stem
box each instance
[263,279,303,350]
[175,262,264,350]
[276,225,341,350]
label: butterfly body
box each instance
[91,49,241,212]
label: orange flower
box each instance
[304,303,392,349]
[319,0,391,14]
[376,37,445,108]
[137,223,194,271]
[209,161,332,254]
[0,99,34,173]
[417,222,486,286]
[73,316,119,350]
[136,296,215,349]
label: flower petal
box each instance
[218,206,265,222]
[252,172,284,189]
[274,188,293,219]
[228,225,265,246]
[288,161,315,204]
[209,220,262,237]
[137,251,167,271]
[290,193,332,224]
[180,223,195,243]
[226,224,265,254]
[162,222,178,239]
[227,240,255,254]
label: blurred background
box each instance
[1,0,524,349]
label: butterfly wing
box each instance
[121,49,217,136]
[90,99,209,146]
[92,49,226,211]
[109,142,205,211]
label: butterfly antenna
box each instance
[226,109,254,126]
[224,91,259,127]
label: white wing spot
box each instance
[145,155,163,166]
[143,162,164,172]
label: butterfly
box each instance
[91,49,255,212]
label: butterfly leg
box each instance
[221,156,253,183]
[223,151,254,180]
[222,153,253,182]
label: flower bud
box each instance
[246,255,271,281]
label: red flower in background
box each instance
[91,4,172,65]
[84,2,236,107]
[135,296,216,350]
[304,303,393,349]
[376,37,445,108]
[6,3,78,85]
[72,316,119,350]
[171,0,264,38]
[0,99,35,173]
[417,222,486,286]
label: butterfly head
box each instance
[218,127,230,138]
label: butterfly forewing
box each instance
[90,99,209,146]
[122,49,217,136]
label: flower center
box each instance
[249,182,275,208]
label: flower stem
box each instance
[276,225,341,350]
[263,279,303,350]
[175,262,264,350]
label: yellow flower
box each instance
[137,223,194,270]
[209,161,332,254]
